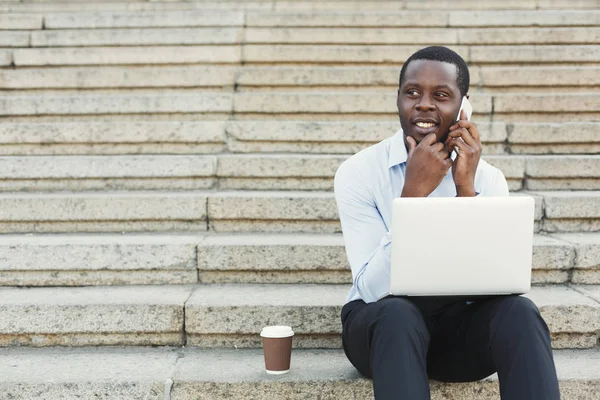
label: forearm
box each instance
[351,234,392,303]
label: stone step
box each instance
[0,234,200,286]
[243,27,600,45]
[30,27,244,47]
[0,191,208,233]
[0,121,226,155]
[1,92,598,122]
[3,231,599,286]
[196,233,600,285]
[242,44,600,65]
[10,45,599,66]
[215,154,600,192]
[0,190,596,234]
[42,10,600,29]
[0,155,217,191]
[3,66,598,91]
[227,121,600,155]
[2,0,598,13]
[0,14,43,30]
[2,347,598,400]
[0,284,597,348]
[235,65,600,91]
[13,46,242,66]
[44,10,245,29]
[0,93,233,116]
[0,121,595,156]
[192,284,600,349]
[13,26,598,47]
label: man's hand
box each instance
[402,133,452,197]
[446,110,482,197]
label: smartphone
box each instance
[456,96,473,122]
[451,97,473,157]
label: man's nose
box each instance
[416,97,435,111]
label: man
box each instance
[334,46,560,399]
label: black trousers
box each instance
[341,295,560,399]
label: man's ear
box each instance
[396,89,401,111]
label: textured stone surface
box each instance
[0,234,199,271]
[185,284,599,346]
[0,234,200,285]
[0,347,178,400]
[197,234,347,271]
[459,27,600,44]
[0,192,208,233]
[496,94,600,113]
[217,154,346,178]
[484,156,525,179]
[245,27,460,44]
[449,10,600,26]
[554,233,600,270]
[576,285,600,303]
[0,270,198,287]
[32,28,243,47]
[0,94,232,116]
[13,46,241,66]
[572,270,600,284]
[185,284,346,335]
[0,121,226,156]
[470,45,600,63]
[532,235,575,270]
[233,92,491,114]
[226,121,506,148]
[526,156,600,178]
[1,348,598,400]
[172,349,600,400]
[243,45,469,63]
[0,31,29,47]
[0,286,193,345]
[208,191,338,220]
[0,14,43,30]
[0,66,236,89]
[45,10,244,28]
[0,155,216,179]
[0,3,271,12]
[509,123,600,145]
[0,50,10,67]
[481,66,600,87]
[524,285,600,334]
[541,192,600,218]
[246,11,448,27]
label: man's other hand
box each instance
[446,110,482,197]
[402,133,452,197]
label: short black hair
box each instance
[398,46,470,97]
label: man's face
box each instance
[397,59,463,145]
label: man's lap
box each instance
[341,295,541,382]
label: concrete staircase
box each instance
[1,0,600,398]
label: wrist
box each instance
[401,183,429,198]
[456,185,476,197]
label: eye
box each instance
[405,89,419,96]
[435,92,449,98]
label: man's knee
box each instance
[372,297,429,339]
[491,295,549,337]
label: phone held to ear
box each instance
[456,96,473,122]
[451,97,473,158]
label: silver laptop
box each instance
[389,196,535,296]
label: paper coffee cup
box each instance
[260,326,294,375]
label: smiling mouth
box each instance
[413,121,439,135]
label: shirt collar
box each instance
[388,129,408,168]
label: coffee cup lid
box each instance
[260,325,294,338]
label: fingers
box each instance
[406,136,417,157]
[449,120,480,142]
[447,127,479,149]
[447,137,473,157]
[421,132,438,146]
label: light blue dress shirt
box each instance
[334,129,510,304]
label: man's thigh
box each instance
[426,296,519,382]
